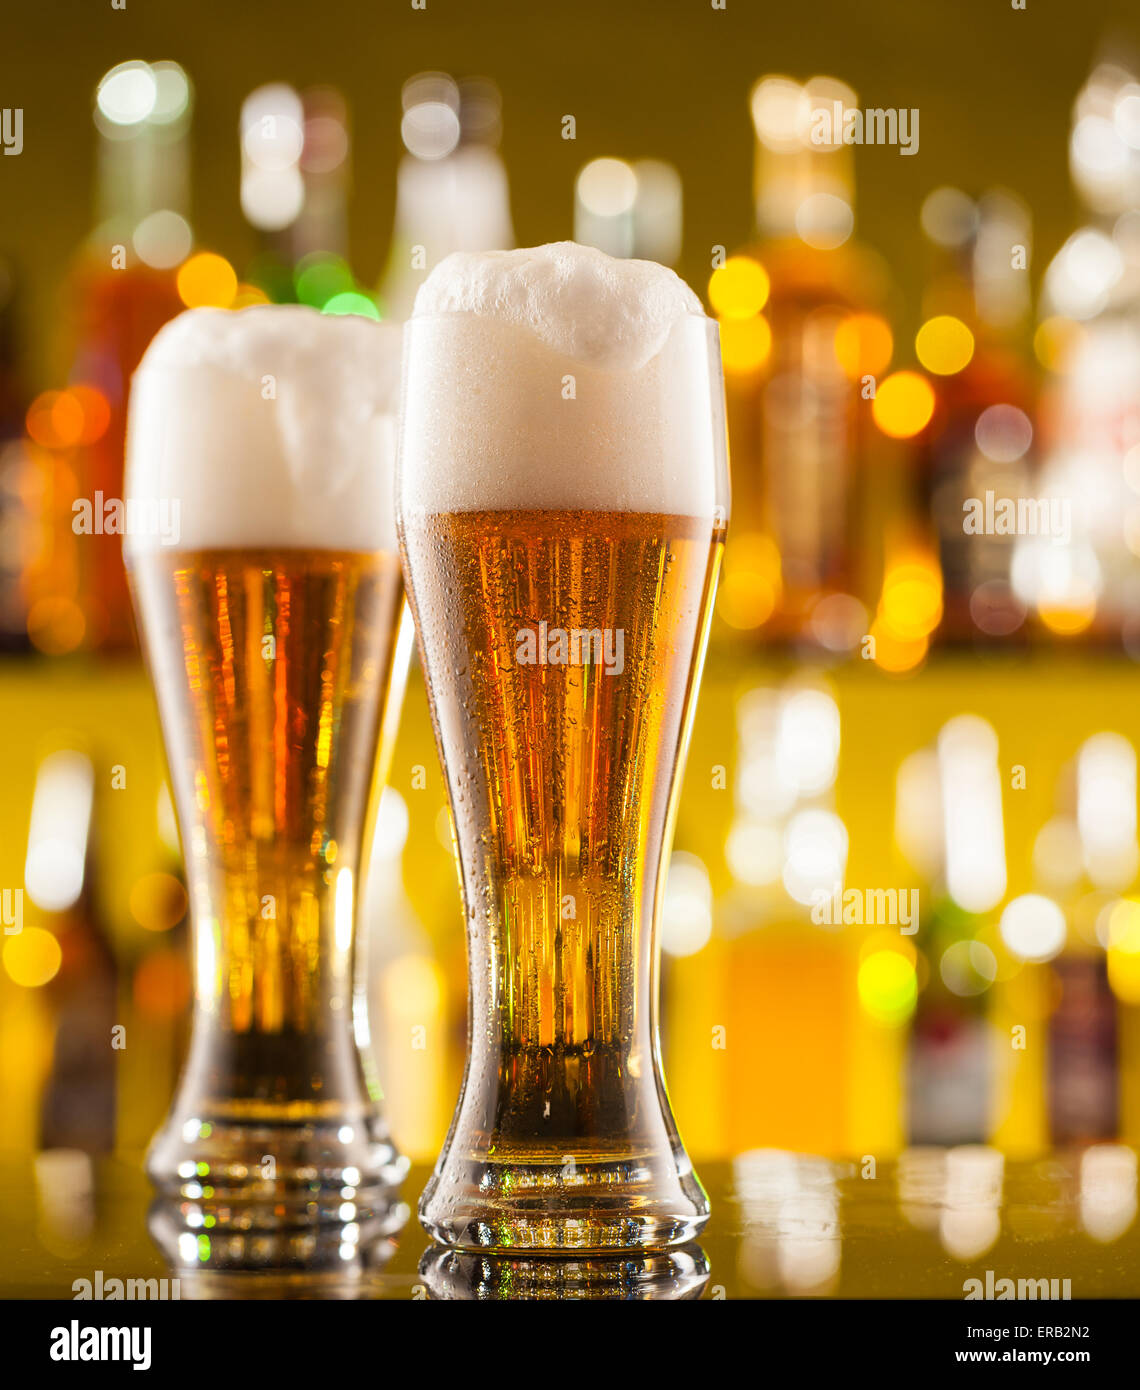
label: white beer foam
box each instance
[125,305,402,553]
[399,242,724,516]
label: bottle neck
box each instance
[95,119,190,234]
[752,138,854,242]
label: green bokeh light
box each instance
[321,291,381,320]
[295,253,355,308]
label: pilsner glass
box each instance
[398,244,728,1250]
[125,305,409,1227]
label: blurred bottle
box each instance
[574,157,683,267]
[41,62,189,654]
[362,788,449,1161]
[0,255,32,650]
[1050,943,1119,1143]
[24,749,117,1153]
[1023,62,1140,648]
[916,187,1036,644]
[378,73,514,322]
[240,83,305,303]
[716,681,855,1155]
[1044,735,1131,1144]
[295,88,351,261]
[288,88,382,318]
[241,83,365,315]
[713,76,891,651]
[904,718,1004,1145]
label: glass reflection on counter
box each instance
[418,1244,709,1301]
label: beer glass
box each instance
[125,306,410,1226]
[398,244,728,1250]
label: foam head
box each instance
[125,305,403,554]
[398,242,727,517]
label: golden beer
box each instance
[404,509,722,1248]
[131,547,409,1210]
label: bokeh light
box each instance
[872,371,936,438]
[129,873,188,933]
[718,533,782,628]
[879,557,944,642]
[834,313,893,378]
[869,619,929,673]
[132,210,193,271]
[975,404,1033,463]
[999,894,1067,962]
[26,391,85,450]
[719,315,773,374]
[96,61,157,127]
[3,927,62,988]
[294,253,354,308]
[915,315,974,375]
[1034,315,1084,371]
[661,852,714,957]
[709,256,770,320]
[322,291,381,320]
[177,253,238,309]
[858,950,918,1025]
[26,598,86,656]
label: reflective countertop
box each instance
[3,1146,1138,1300]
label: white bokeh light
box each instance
[999,894,1067,962]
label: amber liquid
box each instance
[402,509,720,1234]
[130,547,406,1131]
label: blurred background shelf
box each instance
[4,653,1140,1167]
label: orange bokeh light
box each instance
[69,385,112,445]
[872,370,936,439]
[129,873,188,933]
[177,252,238,309]
[26,390,84,449]
[26,597,86,655]
[834,313,893,379]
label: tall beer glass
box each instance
[398,243,728,1250]
[125,306,410,1226]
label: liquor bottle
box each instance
[917,187,1037,643]
[361,789,449,1160]
[64,61,189,650]
[905,717,1005,1145]
[714,75,892,649]
[572,156,682,268]
[1045,734,1128,1144]
[715,680,858,1156]
[378,73,514,323]
[0,255,31,650]
[1028,61,1140,647]
[26,749,117,1153]
[240,83,305,303]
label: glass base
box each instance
[419,1241,709,1299]
[148,1194,409,1285]
[146,1108,407,1231]
[419,1150,709,1253]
